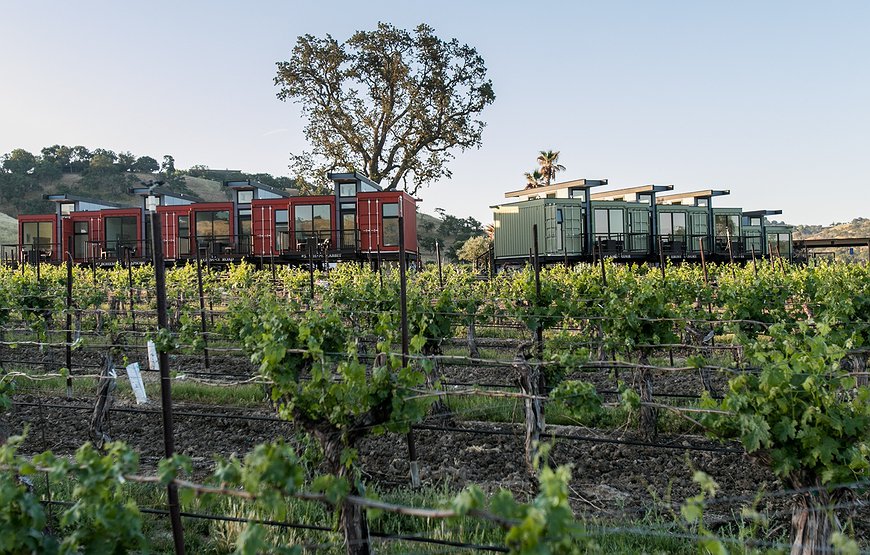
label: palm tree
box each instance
[524,169,543,189]
[536,150,565,187]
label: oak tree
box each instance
[275,22,495,195]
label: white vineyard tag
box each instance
[147,340,160,371]
[126,363,148,404]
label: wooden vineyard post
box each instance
[194,242,210,370]
[399,214,421,488]
[435,240,443,288]
[65,236,73,398]
[598,239,607,287]
[750,244,758,276]
[150,212,186,555]
[126,247,136,332]
[658,235,666,280]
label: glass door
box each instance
[341,209,356,249]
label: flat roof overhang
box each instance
[128,186,200,202]
[504,178,608,199]
[42,194,123,209]
[590,184,673,201]
[656,189,730,204]
[327,171,382,191]
[743,209,783,218]
[223,179,294,198]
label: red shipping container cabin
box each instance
[17,214,58,263]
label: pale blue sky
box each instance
[2,1,868,225]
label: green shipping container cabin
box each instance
[712,207,744,258]
[741,210,788,260]
[765,225,793,260]
[589,185,673,257]
[657,189,730,258]
[491,178,608,263]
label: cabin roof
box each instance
[327,172,383,191]
[505,178,608,199]
[223,179,296,198]
[42,194,123,209]
[656,189,730,204]
[590,184,673,201]
[743,209,783,218]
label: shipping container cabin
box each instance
[43,194,127,263]
[765,225,793,260]
[16,214,58,264]
[589,185,673,257]
[155,202,236,261]
[656,190,730,258]
[491,179,608,263]
[244,172,418,263]
[224,180,296,257]
[743,210,791,259]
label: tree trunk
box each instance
[467,318,480,359]
[637,352,657,442]
[790,489,841,555]
[425,353,450,417]
[515,352,544,476]
[89,353,116,449]
[322,434,371,555]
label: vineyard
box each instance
[1,256,869,554]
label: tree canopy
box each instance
[275,22,495,195]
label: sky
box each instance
[1,1,868,226]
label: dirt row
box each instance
[7,393,869,543]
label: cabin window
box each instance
[73,221,89,259]
[750,217,762,226]
[593,208,623,240]
[658,212,686,239]
[696,198,709,207]
[22,221,53,250]
[237,190,254,204]
[714,214,740,238]
[60,203,74,216]
[178,216,190,256]
[104,216,138,255]
[275,209,289,250]
[382,203,399,246]
[294,204,332,244]
[339,183,356,197]
[195,210,230,241]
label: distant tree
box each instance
[41,145,73,172]
[133,156,160,173]
[275,22,495,195]
[89,150,117,171]
[161,155,176,175]
[536,150,565,187]
[116,151,136,172]
[69,146,92,173]
[2,149,37,174]
[456,235,491,263]
[524,169,544,189]
[33,158,62,182]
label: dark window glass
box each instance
[74,221,89,259]
[382,203,399,246]
[105,216,138,255]
[195,211,230,240]
[178,216,190,256]
[275,209,289,250]
[340,183,356,197]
